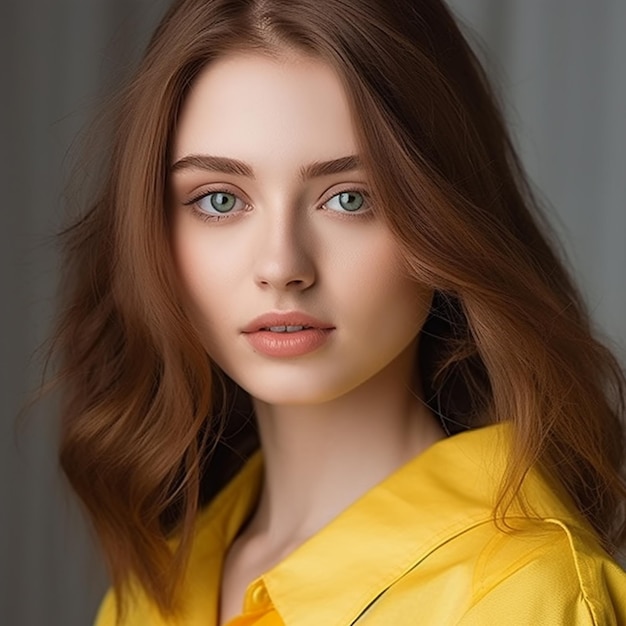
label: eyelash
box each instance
[183,186,372,223]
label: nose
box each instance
[253,209,316,292]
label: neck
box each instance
[244,348,446,551]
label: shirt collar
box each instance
[191,422,588,626]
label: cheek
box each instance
[170,215,236,332]
[335,235,432,330]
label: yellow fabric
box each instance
[94,423,626,625]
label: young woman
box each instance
[52,0,626,624]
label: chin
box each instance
[235,370,361,407]
[242,385,346,407]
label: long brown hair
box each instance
[51,0,626,619]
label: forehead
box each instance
[171,52,359,165]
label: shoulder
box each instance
[458,517,626,625]
[92,452,264,626]
[93,587,175,626]
[358,515,626,626]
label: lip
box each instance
[242,311,334,333]
[242,311,335,358]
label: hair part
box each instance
[50,0,626,620]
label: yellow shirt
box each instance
[94,423,626,625]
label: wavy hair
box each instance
[51,0,626,619]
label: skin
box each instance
[169,50,445,622]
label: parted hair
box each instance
[51,0,626,620]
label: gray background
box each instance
[2,1,625,625]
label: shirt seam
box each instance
[542,517,602,626]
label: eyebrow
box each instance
[170,154,362,181]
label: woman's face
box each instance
[169,51,433,405]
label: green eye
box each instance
[197,192,238,214]
[326,190,369,213]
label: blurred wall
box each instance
[1,3,171,625]
[1,1,624,624]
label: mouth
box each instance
[242,312,334,334]
[242,319,334,357]
[262,325,312,333]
